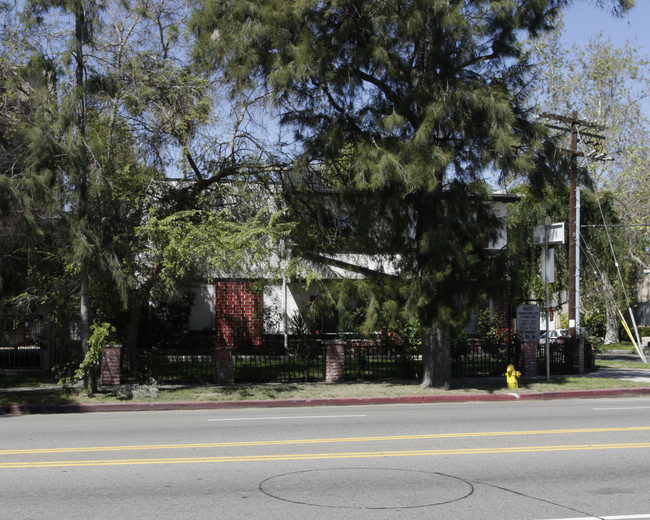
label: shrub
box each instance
[56,322,116,394]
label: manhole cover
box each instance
[259,468,473,510]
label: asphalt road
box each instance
[2,397,650,520]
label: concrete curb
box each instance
[3,387,650,415]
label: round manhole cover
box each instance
[259,468,473,510]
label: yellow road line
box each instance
[2,426,650,456]
[3,442,650,469]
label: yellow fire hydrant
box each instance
[505,364,521,390]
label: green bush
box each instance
[55,322,116,394]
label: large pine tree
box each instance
[192,0,632,387]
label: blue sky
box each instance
[562,2,650,52]
[560,2,650,118]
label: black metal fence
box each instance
[451,340,521,378]
[0,316,49,371]
[344,342,420,380]
[537,340,594,375]
[451,339,596,378]
[232,335,422,382]
[122,334,323,384]
[0,346,43,370]
[121,336,595,384]
[126,348,215,383]
[234,351,324,382]
[122,334,421,384]
[2,317,593,382]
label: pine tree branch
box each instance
[184,148,206,183]
[299,250,399,280]
[352,68,418,126]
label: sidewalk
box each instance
[582,367,650,383]
[590,352,650,382]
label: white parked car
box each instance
[539,329,568,341]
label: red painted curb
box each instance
[3,387,650,415]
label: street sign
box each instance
[517,304,541,342]
[540,248,555,284]
[533,222,565,245]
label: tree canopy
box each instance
[0,0,640,387]
[189,0,641,386]
[0,0,292,386]
[521,21,649,342]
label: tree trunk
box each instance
[79,263,91,389]
[75,3,91,388]
[604,302,619,345]
[124,264,161,370]
[420,322,452,388]
[599,272,619,345]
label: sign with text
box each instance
[517,304,541,342]
[533,222,565,245]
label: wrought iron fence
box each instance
[234,334,325,382]
[0,346,43,370]
[118,330,214,382]
[537,340,594,375]
[0,316,49,371]
[121,346,213,383]
[451,339,521,378]
[114,329,600,385]
[344,341,420,380]
[537,341,567,374]
[124,334,422,384]
[235,337,420,382]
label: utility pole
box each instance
[569,113,578,337]
[540,112,607,337]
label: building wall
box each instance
[200,277,516,344]
[189,285,216,331]
[214,281,262,349]
[489,200,509,251]
[205,280,322,348]
[262,282,321,334]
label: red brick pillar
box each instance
[214,281,262,349]
[521,341,537,377]
[213,280,262,385]
[493,286,513,330]
[214,347,234,386]
[101,344,121,386]
[325,340,345,383]
[575,339,585,374]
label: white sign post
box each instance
[516,304,541,342]
[535,217,565,381]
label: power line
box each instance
[581,224,650,228]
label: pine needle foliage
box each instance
[191,0,630,387]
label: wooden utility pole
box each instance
[540,112,606,337]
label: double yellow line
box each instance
[3,443,650,469]
[3,426,650,469]
[3,426,650,456]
